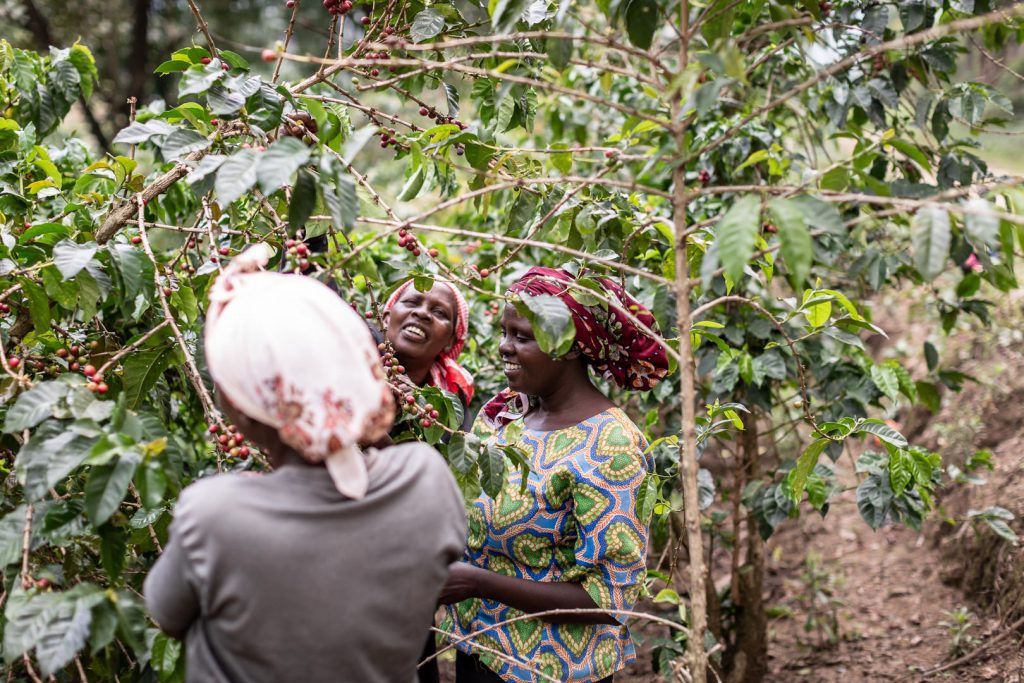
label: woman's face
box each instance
[384,283,457,366]
[498,304,573,396]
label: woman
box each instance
[439,267,670,683]
[144,244,467,683]
[382,278,474,407]
[381,278,474,682]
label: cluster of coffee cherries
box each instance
[396,229,439,259]
[698,169,711,185]
[378,126,400,149]
[871,53,886,75]
[0,300,12,315]
[208,423,251,460]
[283,239,312,271]
[59,341,109,392]
[482,300,502,318]
[377,342,441,429]
[323,0,354,15]
[199,56,231,72]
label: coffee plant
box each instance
[1,1,1023,681]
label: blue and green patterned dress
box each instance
[442,407,652,682]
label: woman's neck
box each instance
[527,365,614,431]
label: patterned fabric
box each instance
[507,268,669,391]
[206,243,394,499]
[442,408,652,683]
[385,279,475,403]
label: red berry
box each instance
[209,424,220,433]
[35,578,50,589]
[370,68,380,77]
[420,418,432,428]
[239,446,250,458]
[163,287,173,297]
[261,49,277,62]
[699,169,711,185]
[221,62,230,71]
[412,248,421,256]
[298,259,310,270]
[430,409,439,419]
[8,357,19,369]
[604,150,615,158]
[70,362,80,371]
[234,432,245,443]
[365,310,374,318]
[219,246,230,256]
[361,15,371,24]
[56,348,68,358]
[396,365,406,374]
[218,434,229,445]
[286,0,295,6]
[405,395,415,404]
[428,248,439,258]
[479,268,490,278]
[398,228,408,238]
[70,345,81,355]
[131,235,142,244]
[200,57,212,65]
[83,364,96,377]
[96,383,109,394]
[210,119,219,126]
[210,256,219,263]
[86,382,98,392]
[227,424,237,433]
[385,25,395,34]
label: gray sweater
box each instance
[144,443,467,683]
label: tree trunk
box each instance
[725,413,768,683]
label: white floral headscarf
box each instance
[204,243,394,499]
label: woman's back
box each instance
[145,441,466,683]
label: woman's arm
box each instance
[143,528,200,639]
[438,562,617,625]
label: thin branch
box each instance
[184,0,219,58]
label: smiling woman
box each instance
[438,267,671,683]
[383,279,475,409]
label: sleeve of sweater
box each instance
[144,487,203,639]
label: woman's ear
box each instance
[381,310,391,328]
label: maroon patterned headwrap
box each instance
[482,267,669,427]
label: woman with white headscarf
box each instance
[144,245,467,683]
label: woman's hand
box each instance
[437,562,482,605]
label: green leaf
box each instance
[16,421,99,501]
[52,239,98,280]
[446,432,480,475]
[99,524,127,581]
[20,278,51,334]
[178,62,224,97]
[33,592,94,676]
[624,0,658,49]
[151,632,185,681]
[479,443,506,499]
[85,453,140,526]
[0,505,30,567]
[155,59,190,74]
[288,168,317,231]
[870,364,900,403]
[516,292,576,356]
[786,439,829,502]
[255,137,310,194]
[411,9,446,43]
[109,244,153,303]
[207,85,246,116]
[159,128,209,161]
[888,449,912,496]
[214,149,259,205]
[716,195,761,284]
[769,198,812,286]
[963,198,999,247]
[911,206,951,280]
[490,0,530,32]
[122,347,176,410]
[916,380,940,413]
[323,172,359,231]
[111,120,175,145]
[136,461,167,510]
[855,419,908,449]
[4,381,69,432]
[398,165,426,201]
[547,37,573,70]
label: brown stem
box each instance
[185,0,219,58]
[672,1,708,681]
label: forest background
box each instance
[1,0,1024,681]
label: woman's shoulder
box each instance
[371,441,451,483]
[587,407,646,448]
